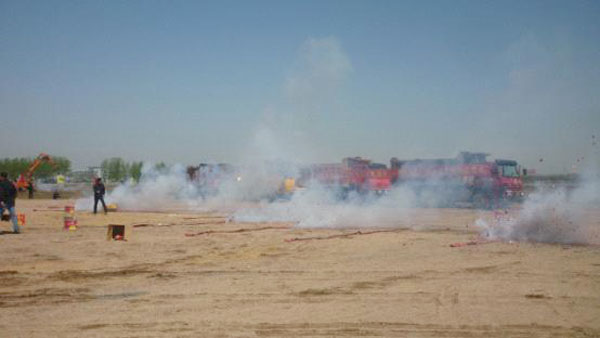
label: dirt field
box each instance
[1,199,599,337]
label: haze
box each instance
[1,0,598,174]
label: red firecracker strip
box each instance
[185,226,290,237]
[284,229,404,242]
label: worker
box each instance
[0,172,20,234]
[27,179,34,199]
[93,178,107,214]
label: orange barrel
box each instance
[17,214,26,226]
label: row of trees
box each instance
[100,158,144,183]
[0,156,71,180]
[100,158,167,183]
[0,155,167,184]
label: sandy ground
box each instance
[1,199,599,337]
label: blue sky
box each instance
[1,0,598,173]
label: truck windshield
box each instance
[500,165,519,177]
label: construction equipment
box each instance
[16,153,56,190]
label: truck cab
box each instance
[366,162,393,194]
[494,160,524,199]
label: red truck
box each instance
[390,152,524,208]
[298,157,394,198]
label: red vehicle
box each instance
[390,152,524,208]
[299,157,394,197]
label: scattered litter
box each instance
[133,219,227,228]
[95,291,147,300]
[185,220,227,225]
[450,238,497,248]
[185,226,290,237]
[284,229,404,242]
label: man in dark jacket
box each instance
[93,178,107,214]
[27,179,34,199]
[0,172,20,233]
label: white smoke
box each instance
[285,36,352,106]
[208,36,356,214]
[75,36,354,214]
[200,162,292,207]
[228,36,421,228]
[75,163,202,211]
[233,184,418,228]
[478,157,599,245]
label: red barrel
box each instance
[64,218,77,229]
[64,205,76,230]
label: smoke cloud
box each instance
[478,156,599,245]
[285,36,352,105]
[75,164,202,211]
[73,35,598,247]
[233,184,418,228]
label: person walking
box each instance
[93,178,107,214]
[0,172,20,233]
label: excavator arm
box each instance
[16,153,56,189]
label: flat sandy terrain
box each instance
[1,199,599,337]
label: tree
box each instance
[100,159,110,181]
[129,161,143,183]
[0,155,71,180]
[99,158,149,183]
[0,158,28,179]
[35,156,71,178]
[101,157,128,182]
[154,162,168,174]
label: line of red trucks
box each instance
[291,151,525,207]
[187,152,526,208]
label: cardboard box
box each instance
[107,224,129,241]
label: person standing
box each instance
[0,172,20,233]
[27,179,34,199]
[93,178,107,214]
